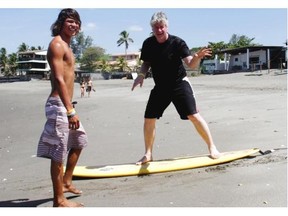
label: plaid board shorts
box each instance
[37,96,88,163]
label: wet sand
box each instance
[0,70,287,211]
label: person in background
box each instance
[131,11,220,165]
[86,77,94,97]
[80,79,86,98]
[37,8,88,207]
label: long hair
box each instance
[50,8,81,36]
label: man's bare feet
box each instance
[209,145,221,159]
[136,154,153,165]
[63,184,83,195]
[54,199,84,207]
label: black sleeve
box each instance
[178,38,191,59]
[140,38,151,62]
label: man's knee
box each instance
[187,113,201,123]
[144,118,156,126]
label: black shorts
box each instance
[144,77,198,120]
[86,86,92,92]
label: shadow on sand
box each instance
[0,195,79,207]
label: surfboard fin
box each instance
[259,149,275,155]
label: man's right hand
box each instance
[131,75,144,91]
[68,115,80,130]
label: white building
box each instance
[17,50,50,79]
[201,46,286,74]
[219,46,286,72]
[109,52,141,71]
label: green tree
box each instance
[97,59,112,72]
[17,42,29,52]
[30,46,44,50]
[117,30,134,59]
[0,47,8,74]
[18,43,44,52]
[228,34,260,48]
[71,32,93,61]
[0,48,18,76]
[190,34,261,60]
[207,41,228,59]
[115,56,130,72]
[80,46,105,72]
[8,53,18,75]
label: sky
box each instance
[0,1,287,56]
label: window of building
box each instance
[250,57,259,64]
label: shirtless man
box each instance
[86,77,93,97]
[37,8,88,207]
[132,11,220,165]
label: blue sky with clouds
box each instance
[0,7,286,55]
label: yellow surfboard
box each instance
[72,148,260,178]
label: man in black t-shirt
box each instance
[132,11,220,165]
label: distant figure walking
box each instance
[80,80,86,98]
[86,77,94,97]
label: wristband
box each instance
[67,108,75,115]
[67,111,76,118]
[67,108,76,117]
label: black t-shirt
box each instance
[140,34,191,88]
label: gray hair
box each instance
[150,11,168,27]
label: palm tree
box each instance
[0,48,8,74]
[116,56,130,72]
[0,48,18,76]
[8,53,18,75]
[228,34,259,48]
[207,41,228,60]
[117,30,134,59]
[30,46,44,51]
[18,42,29,52]
[98,59,112,80]
[98,59,111,73]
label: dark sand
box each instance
[0,70,287,212]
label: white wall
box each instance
[229,50,267,70]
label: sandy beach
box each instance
[0,70,287,211]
